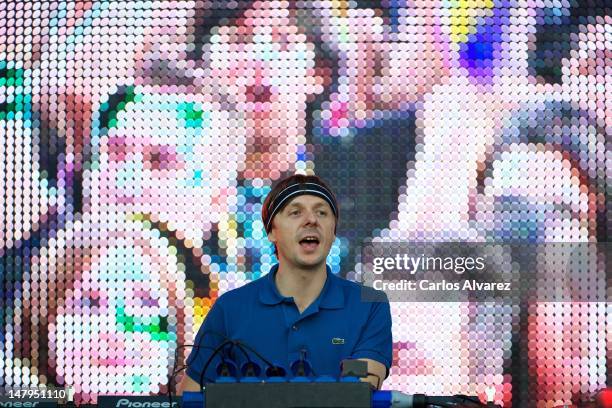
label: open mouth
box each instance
[299,236,320,251]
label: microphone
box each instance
[265,364,287,378]
[290,348,313,377]
[180,330,232,387]
[199,339,234,386]
[372,391,500,408]
[216,358,238,377]
[241,361,262,377]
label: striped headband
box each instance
[264,182,338,233]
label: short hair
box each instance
[262,173,339,241]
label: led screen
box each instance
[0,1,609,406]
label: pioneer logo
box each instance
[98,396,180,408]
[116,399,178,408]
[0,395,57,408]
[0,401,56,408]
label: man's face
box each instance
[268,194,336,270]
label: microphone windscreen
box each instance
[265,365,287,378]
[290,358,313,377]
[241,361,262,377]
[216,360,238,377]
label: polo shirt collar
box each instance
[259,263,344,309]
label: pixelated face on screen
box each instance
[92,90,247,240]
[0,0,609,406]
[202,10,324,181]
[16,223,191,402]
[48,232,183,397]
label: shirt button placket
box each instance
[289,323,301,363]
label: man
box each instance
[179,173,392,392]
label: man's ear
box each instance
[267,228,277,244]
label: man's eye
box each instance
[289,210,300,216]
[318,211,328,216]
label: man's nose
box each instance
[303,210,318,225]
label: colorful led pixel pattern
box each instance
[0,0,609,406]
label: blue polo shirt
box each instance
[185,264,392,383]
